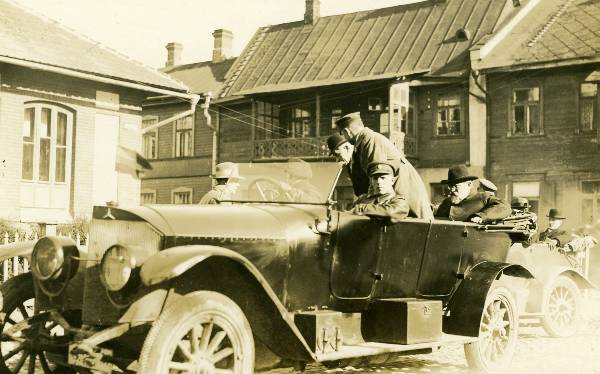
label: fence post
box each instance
[13,234,19,276]
[3,232,8,245]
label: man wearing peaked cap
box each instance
[434,164,511,223]
[335,112,433,219]
[199,162,243,204]
[351,161,409,222]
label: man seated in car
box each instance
[538,208,572,247]
[434,165,511,224]
[351,161,409,222]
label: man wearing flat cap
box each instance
[199,162,243,204]
[335,112,433,219]
[538,208,572,246]
[434,165,511,223]
[351,161,409,222]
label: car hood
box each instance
[92,204,327,240]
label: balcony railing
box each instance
[253,135,417,160]
[254,136,331,160]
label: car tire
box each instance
[138,291,255,374]
[0,273,75,374]
[541,275,581,338]
[464,286,518,374]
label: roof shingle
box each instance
[479,0,600,71]
[221,0,515,97]
[0,0,187,91]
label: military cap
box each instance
[511,197,530,209]
[211,162,244,180]
[479,178,498,192]
[441,164,478,185]
[367,161,396,177]
[286,158,312,180]
[326,134,349,155]
[334,112,365,129]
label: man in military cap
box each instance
[539,208,572,247]
[282,158,323,203]
[351,161,409,222]
[199,162,243,204]
[335,112,433,219]
[434,165,511,223]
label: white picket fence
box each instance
[1,232,88,283]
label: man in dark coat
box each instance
[434,165,511,224]
[538,208,572,246]
[351,161,409,222]
[335,112,433,219]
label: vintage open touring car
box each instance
[0,162,539,374]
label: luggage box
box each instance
[362,298,442,344]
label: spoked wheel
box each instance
[138,291,254,374]
[464,286,518,373]
[0,273,74,374]
[542,275,581,337]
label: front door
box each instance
[330,212,382,300]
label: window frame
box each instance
[254,101,281,140]
[142,130,158,160]
[142,115,159,160]
[508,86,543,137]
[140,189,157,204]
[434,93,464,138]
[581,180,600,225]
[171,187,193,204]
[578,82,598,133]
[512,181,541,216]
[173,116,194,158]
[21,103,73,185]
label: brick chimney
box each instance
[212,29,233,63]
[165,42,182,68]
[304,0,320,24]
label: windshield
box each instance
[225,162,342,204]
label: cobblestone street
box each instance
[263,296,600,374]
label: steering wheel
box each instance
[247,177,291,201]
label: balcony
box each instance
[253,136,331,160]
[253,135,417,160]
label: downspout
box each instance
[202,92,217,184]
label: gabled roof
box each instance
[0,0,187,92]
[161,58,236,95]
[221,0,519,97]
[478,0,600,71]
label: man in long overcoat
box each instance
[335,112,433,219]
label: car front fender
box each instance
[139,244,316,362]
[443,261,534,337]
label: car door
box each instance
[330,212,382,299]
[416,220,467,297]
[372,218,430,298]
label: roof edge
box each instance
[475,0,542,60]
[0,55,195,100]
[478,56,600,74]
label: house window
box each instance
[140,189,156,204]
[511,87,541,135]
[22,104,72,184]
[580,83,597,132]
[582,181,600,225]
[281,105,314,138]
[435,94,462,136]
[368,98,383,111]
[430,183,447,205]
[142,131,157,159]
[174,116,193,157]
[172,187,192,204]
[513,181,540,215]
[255,101,280,140]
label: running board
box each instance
[314,333,477,362]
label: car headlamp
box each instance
[32,237,65,281]
[101,245,136,292]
